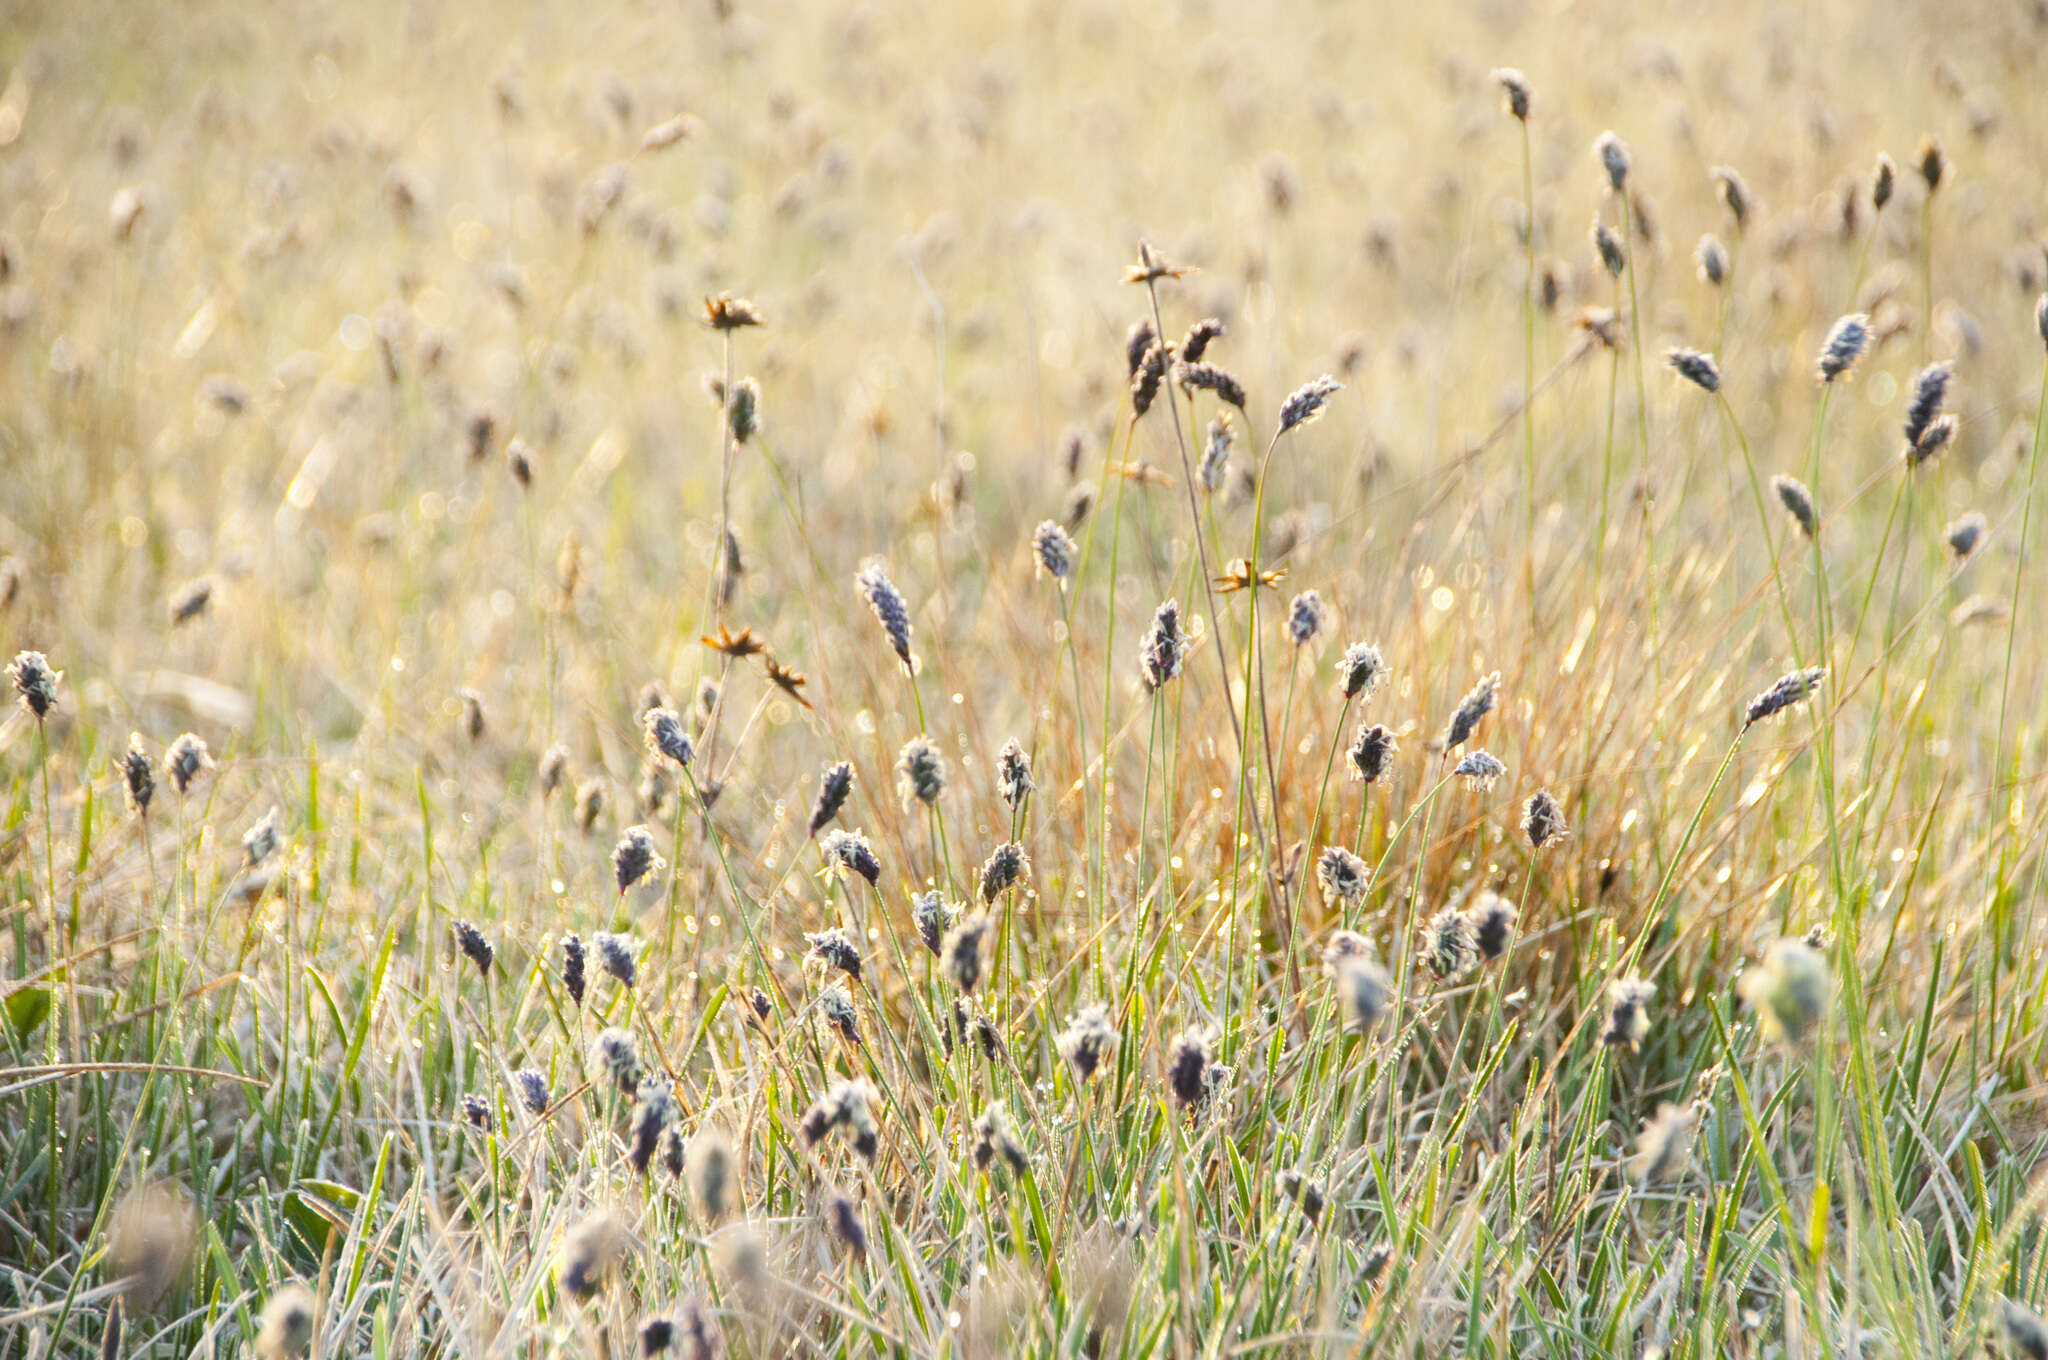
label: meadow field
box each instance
[4,0,2048,1354]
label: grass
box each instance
[4,1,2048,1356]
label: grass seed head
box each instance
[1032,519,1077,581]
[538,743,571,798]
[452,919,493,976]
[255,1283,317,1358]
[1276,1170,1324,1225]
[1277,374,1342,435]
[688,1126,736,1222]
[1739,937,1831,1044]
[943,911,990,993]
[9,649,58,720]
[996,737,1035,809]
[1287,590,1325,646]
[643,706,695,768]
[1632,1103,1698,1185]
[896,735,948,807]
[828,1192,867,1258]
[1602,977,1656,1050]
[1665,347,1721,393]
[1491,68,1531,120]
[1443,670,1500,751]
[1337,641,1385,699]
[1696,234,1729,286]
[1333,954,1391,1034]
[1915,134,1945,193]
[1130,342,1168,418]
[1772,475,1818,538]
[1711,165,1750,227]
[511,1069,550,1116]
[806,925,863,980]
[120,732,154,816]
[460,1092,491,1131]
[1058,1004,1117,1082]
[1166,1028,1211,1107]
[1348,722,1398,783]
[1594,131,1630,192]
[559,1211,629,1300]
[809,760,854,837]
[593,1027,642,1094]
[1453,749,1505,792]
[1743,666,1826,728]
[1465,891,1520,961]
[978,840,1029,901]
[1180,317,1225,363]
[1422,907,1478,981]
[1592,216,1626,277]
[611,825,665,893]
[973,1105,1028,1176]
[856,561,914,670]
[595,931,639,988]
[169,577,213,625]
[1141,600,1188,690]
[1523,789,1568,848]
[1947,512,1988,561]
[1816,312,1871,383]
[912,889,960,955]
[1901,360,1954,455]
[563,933,587,1007]
[107,1183,197,1308]
[1177,360,1247,409]
[1316,845,1371,907]
[1199,413,1234,491]
[630,1085,677,1175]
[821,827,882,885]
[1871,153,1896,210]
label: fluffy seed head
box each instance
[562,933,587,1007]
[1901,360,1954,459]
[1130,343,1168,418]
[575,778,607,834]
[255,1283,317,1358]
[808,760,854,838]
[1523,789,1568,849]
[1739,937,1831,1044]
[911,889,959,955]
[538,744,571,797]
[1632,1103,1698,1185]
[559,1212,629,1300]
[120,733,155,816]
[821,828,881,885]
[1773,475,1818,538]
[1179,317,1225,364]
[819,980,862,1045]
[978,841,1029,902]
[9,650,58,720]
[1348,723,1397,783]
[972,1105,1028,1176]
[1337,642,1385,699]
[1465,892,1519,961]
[629,1085,677,1175]
[452,919,493,976]
[643,707,695,768]
[1592,217,1626,277]
[593,1027,642,1093]
[1593,131,1630,192]
[895,735,948,807]
[1277,375,1342,435]
[611,825,665,893]
[1744,667,1826,728]
[1696,234,1728,286]
[1032,520,1077,581]
[1491,68,1531,120]
[1316,846,1370,907]
[1816,313,1871,383]
[726,377,759,444]
[460,1092,492,1131]
[1166,1029,1210,1107]
[1422,908,1478,982]
[1915,134,1945,193]
[806,925,863,980]
[1711,165,1750,227]
[1140,599,1188,691]
[1333,954,1391,1034]
[1058,1004,1117,1082]
[595,931,638,988]
[1276,1170,1325,1224]
[1871,153,1896,211]
[511,1069,551,1116]
[688,1127,736,1222]
[1443,671,1500,751]
[1601,977,1655,1050]
[856,561,914,669]
[1947,512,1988,561]
[1124,319,1157,378]
[996,737,1034,810]
[1199,413,1234,492]
[1665,347,1721,393]
[1177,360,1247,409]
[1286,590,1325,646]
[1453,750,1505,792]
[827,1193,867,1258]
[242,807,283,868]
[942,911,990,994]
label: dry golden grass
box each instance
[4,0,2048,1356]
